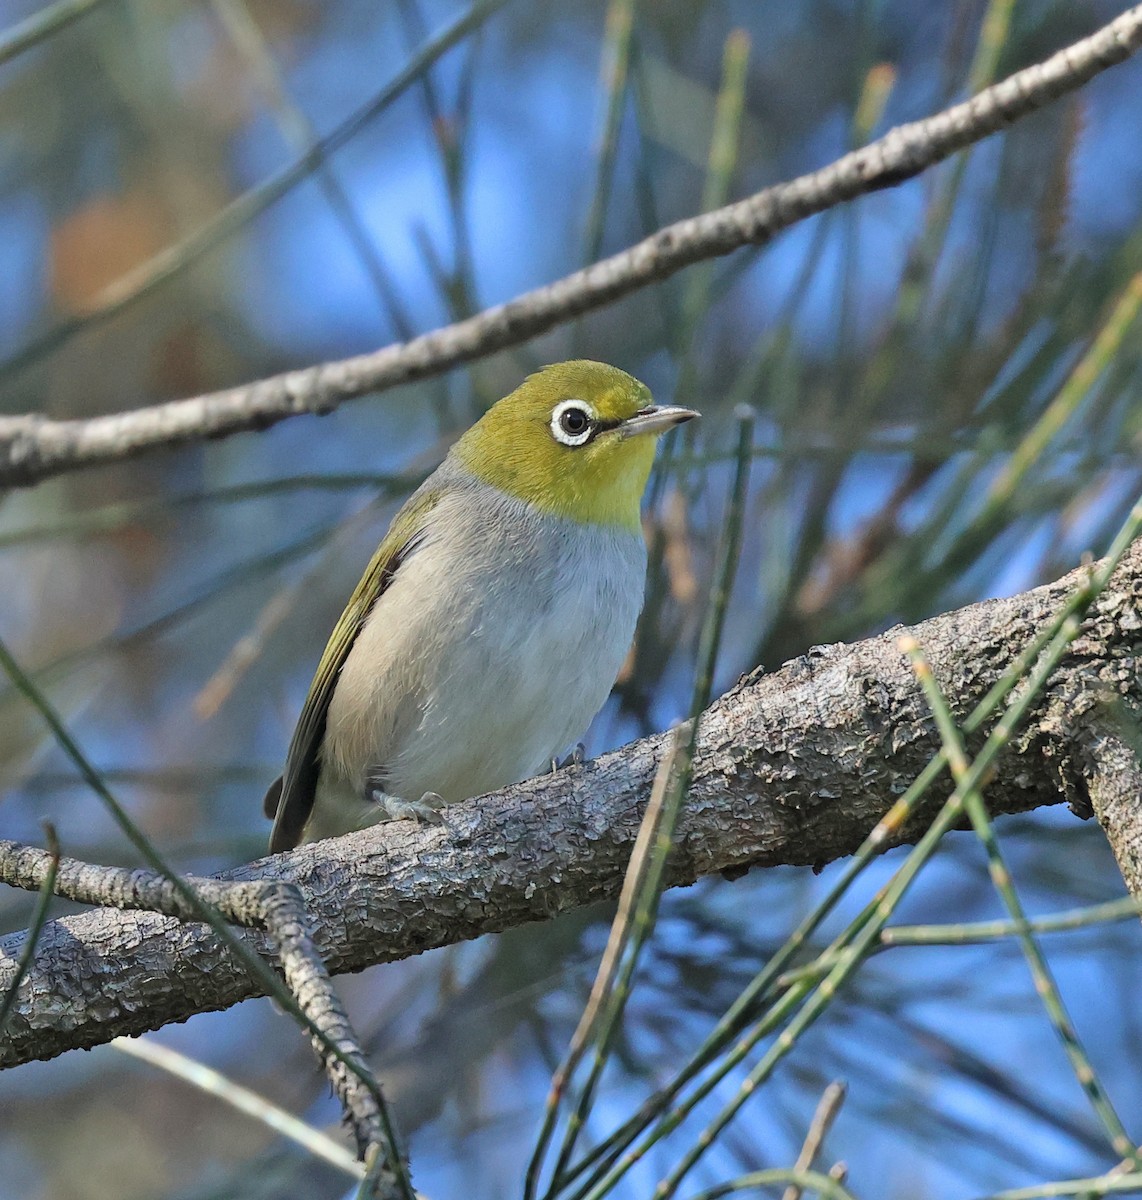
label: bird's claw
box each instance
[551,743,587,774]
[372,790,445,825]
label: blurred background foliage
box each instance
[1,0,1142,1197]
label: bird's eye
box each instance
[551,400,595,447]
[560,407,588,435]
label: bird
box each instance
[264,360,698,853]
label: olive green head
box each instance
[453,360,698,530]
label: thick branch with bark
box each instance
[2,542,1140,1070]
[1,4,1140,487]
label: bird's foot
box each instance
[550,743,587,774]
[369,789,445,825]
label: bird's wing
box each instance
[265,489,441,853]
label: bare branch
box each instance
[2,540,1140,1069]
[0,840,410,1193]
[782,1082,848,1200]
[0,0,112,68]
[2,5,1141,487]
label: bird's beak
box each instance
[618,404,700,438]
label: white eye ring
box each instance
[550,400,595,447]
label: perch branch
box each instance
[1,540,1140,1069]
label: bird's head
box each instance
[455,360,698,530]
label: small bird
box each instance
[264,360,698,852]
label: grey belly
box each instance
[314,504,645,838]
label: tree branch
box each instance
[0,842,410,1192]
[1085,726,1142,901]
[2,4,1141,488]
[2,541,1140,1069]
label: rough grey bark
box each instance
[0,843,405,1184]
[1,4,1141,487]
[2,542,1140,1069]
[1086,728,1142,900]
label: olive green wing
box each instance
[265,490,441,853]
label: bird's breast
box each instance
[323,485,646,806]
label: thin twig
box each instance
[0,0,111,66]
[582,0,637,267]
[901,635,1138,1165]
[193,491,398,718]
[111,1035,364,1180]
[982,269,1142,517]
[0,0,511,394]
[879,897,1142,946]
[782,1082,848,1200]
[208,0,413,336]
[685,1167,857,1200]
[976,1171,1142,1200]
[0,470,423,551]
[4,4,1142,486]
[776,895,1142,988]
